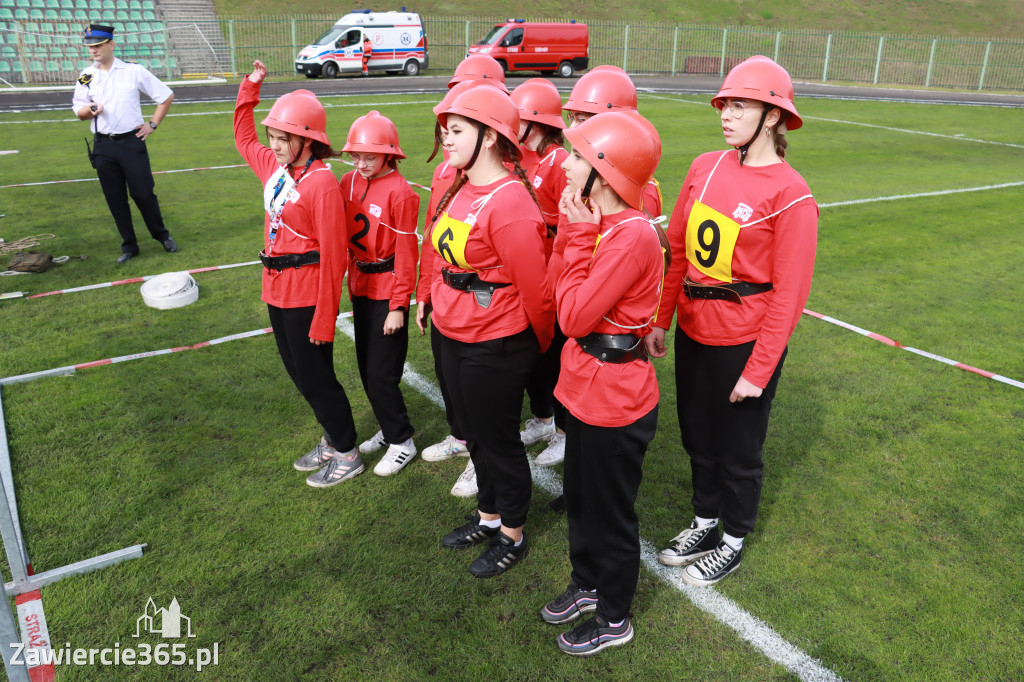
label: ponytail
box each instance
[430,170,467,225]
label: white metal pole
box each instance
[978,41,991,90]
[873,36,884,85]
[823,33,832,81]
[926,38,937,87]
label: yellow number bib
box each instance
[685,200,741,283]
[431,212,474,270]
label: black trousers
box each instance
[268,304,357,452]
[352,296,414,444]
[525,324,568,430]
[437,328,537,529]
[674,329,787,538]
[430,323,464,441]
[93,134,169,254]
[564,407,658,623]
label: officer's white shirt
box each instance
[71,57,173,135]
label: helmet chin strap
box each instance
[518,121,534,144]
[463,122,487,172]
[581,167,600,201]
[737,107,770,166]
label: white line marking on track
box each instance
[333,315,843,682]
[818,180,1024,208]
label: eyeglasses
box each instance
[714,100,761,120]
[563,111,592,127]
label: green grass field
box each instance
[0,87,1022,680]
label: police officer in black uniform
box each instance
[72,24,178,263]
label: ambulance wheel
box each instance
[558,61,574,78]
[496,59,508,73]
[403,59,420,76]
[322,62,338,79]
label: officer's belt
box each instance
[355,254,395,274]
[259,250,320,271]
[682,276,773,305]
[441,268,510,309]
[94,128,141,140]
[576,332,649,364]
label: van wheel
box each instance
[322,62,338,79]
[386,70,400,75]
[558,61,574,78]
[403,59,420,76]
[496,59,508,73]
[304,73,317,79]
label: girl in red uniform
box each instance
[539,112,664,656]
[539,66,665,475]
[416,71,510,500]
[417,85,555,578]
[510,78,571,461]
[648,56,818,586]
[234,60,361,487]
[339,111,421,476]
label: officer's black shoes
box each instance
[116,251,135,264]
[469,531,528,578]
[162,237,178,252]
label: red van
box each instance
[467,20,589,77]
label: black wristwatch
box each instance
[148,120,158,130]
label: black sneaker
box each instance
[541,580,598,625]
[681,540,742,587]
[468,531,528,578]
[658,520,720,566]
[442,512,498,550]
[557,615,634,656]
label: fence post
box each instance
[671,26,678,76]
[873,35,884,85]
[978,41,991,90]
[291,18,297,70]
[464,20,469,57]
[228,20,236,78]
[719,28,727,76]
[822,33,832,81]
[925,38,937,87]
[623,24,629,71]
[773,31,781,62]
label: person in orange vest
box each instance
[362,36,372,77]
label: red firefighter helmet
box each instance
[438,86,522,160]
[261,89,330,145]
[563,66,638,115]
[448,54,508,91]
[343,110,405,159]
[511,78,566,130]
[563,111,661,210]
[712,55,802,130]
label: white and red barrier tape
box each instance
[802,308,1024,390]
[15,584,56,681]
[27,260,260,299]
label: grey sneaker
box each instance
[373,439,417,476]
[681,541,742,587]
[541,580,599,625]
[305,449,365,487]
[359,430,386,454]
[520,417,556,445]
[534,432,566,466]
[294,438,334,471]
[421,434,469,461]
[658,520,720,566]
[557,615,634,656]
[450,459,478,498]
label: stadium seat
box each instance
[30,8,43,18]
[60,0,72,7]
[40,21,52,30]
[29,58,43,71]
[112,20,122,30]
[73,9,85,20]
[101,0,112,8]
[116,0,127,8]
[25,21,39,30]
[128,0,138,7]
[138,31,150,43]
[43,7,55,18]
[148,56,159,69]
[58,8,70,18]
[31,0,44,8]
[138,20,148,30]
[45,59,58,73]
[137,44,148,56]
[38,33,52,46]
[0,0,13,6]
[124,20,135,30]
[23,33,37,45]
[74,0,87,7]
[14,8,27,19]
[123,31,136,43]
[120,43,134,56]
[151,20,162,31]
[1,46,15,58]
[100,9,113,20]
[60,57,72,70]
[140,0,151,8]
[141,9,151,19]
[46,0,58,7]
[164,54,174,69]
[0,59,10,75]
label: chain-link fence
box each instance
[4,13,1024,91]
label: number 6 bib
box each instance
[684,200,741,283]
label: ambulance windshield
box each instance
[315,26,348,45]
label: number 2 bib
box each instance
[685,200,741,283]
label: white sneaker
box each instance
[450,459,478,498]
[421,434,469,462]
[534,432,566,466]
[521,417,556,445]
[359,429,386,454]
[373,439,418,476]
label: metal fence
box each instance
[4,13,1024,91]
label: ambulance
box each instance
[467,20,588,77]
[294,10,428,78]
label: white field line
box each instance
[640,92,1024,149]
[817,180,1024,208]
[333,315,842,682]
[0,99,435,125]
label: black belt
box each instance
[441,268,510,308]
[683,277,772,305]
[95,128,141,140]
[259,250,320,271]
[576,332,649,364]
[355,254,395,274]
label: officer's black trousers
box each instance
[93,134,169,254]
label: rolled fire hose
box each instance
[140,271,199,309]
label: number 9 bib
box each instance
[685,200,741,283]
[431,212,474,270]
